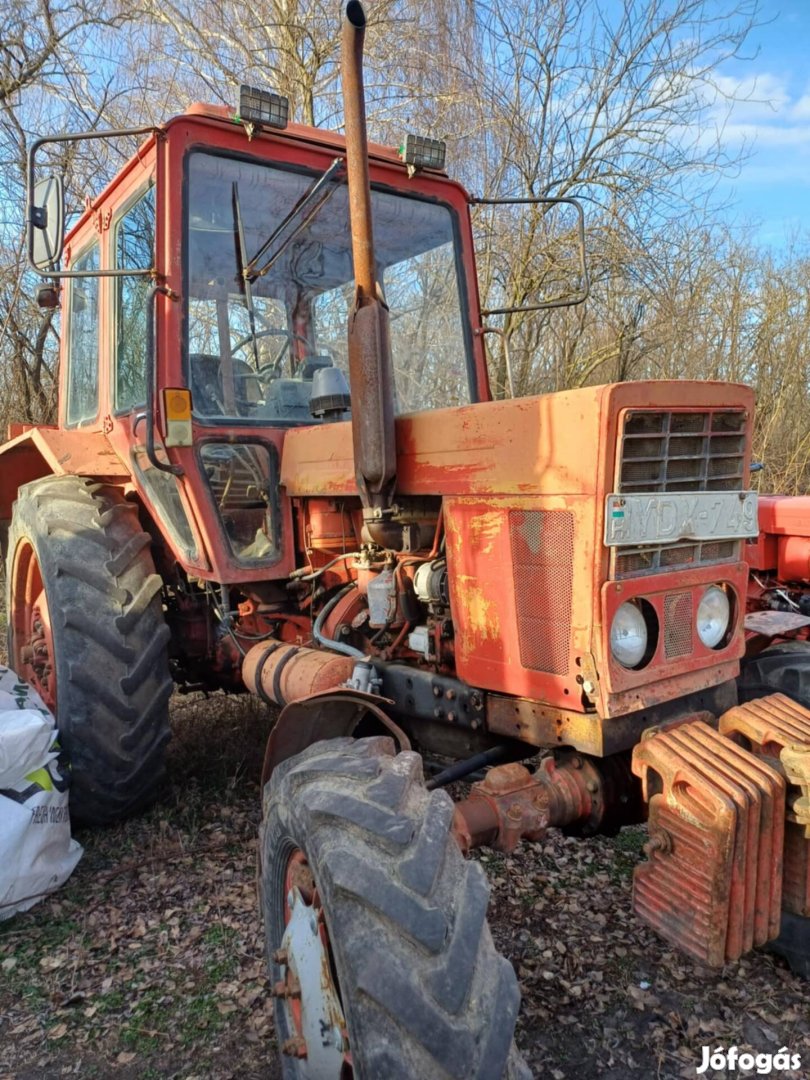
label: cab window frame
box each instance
[64,239,101,428]
[112,180,156,415]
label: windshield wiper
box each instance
[245,157,345,282]
[232,181,261,371]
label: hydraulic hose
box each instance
[312,583,367,659]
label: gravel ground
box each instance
[1,692,809,1080]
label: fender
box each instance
[260,687,411,789]
[0,426,129,536]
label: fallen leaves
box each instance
[0,692,809,1079]
[479,829,810,1078]
[0,695,273,1078]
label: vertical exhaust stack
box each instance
[342,0,398,536]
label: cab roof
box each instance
[181,101,434,172]
[65,100,453,250]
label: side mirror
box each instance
[26,124,157,279]
[29,175,65,271]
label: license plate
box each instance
[604,491,758,547]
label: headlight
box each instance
[610,601,648,668]
[696,585,731,648]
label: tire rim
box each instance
[276,848,352,1077]
[10,540,57,712]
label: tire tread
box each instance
[6,475,172,823]
[261,737,525,1079]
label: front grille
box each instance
[619,409,746,493]
[510,509,574,675]
[614,409,746,579]
[615,539,737,577]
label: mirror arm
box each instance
[475,326,515,398]
[27,126,159,279]
[471,195,591,314]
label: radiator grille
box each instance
[664,592,693,659]
[619,409,746,493]
[614,409,746,578]
[510,510,574,675]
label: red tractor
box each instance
[3,3,809,1074]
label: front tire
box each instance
[6,475,172,824]
[260,736,527,1079]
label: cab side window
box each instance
[66,244,100,425]
[115,186,155,410]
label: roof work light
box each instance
[399,133,447,171]
[237,85,290,130]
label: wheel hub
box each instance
[11,542,56,712]
[277,852,349,1078]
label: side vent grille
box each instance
[509,509,574,675]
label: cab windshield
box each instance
[185,150,472,423]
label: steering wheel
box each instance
[231,328,311,378]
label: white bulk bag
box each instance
[0,666,82,920]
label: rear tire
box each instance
[6,475,172,824]
[738,642,810,979]
[738,640,810,707]
[260,736,529,1079]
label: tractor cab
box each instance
[20,96,494,586]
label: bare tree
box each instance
[458,0,759,394]
[135,0,418,126]
[0,0,142,430]
[6,0,809,511]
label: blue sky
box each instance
[711,1,810,247]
